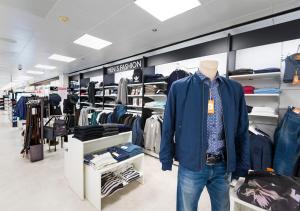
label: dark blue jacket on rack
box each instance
[132,116,144,147]
[160,73,250,177]
[15,96,27,120]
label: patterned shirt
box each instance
[197,71,225,155]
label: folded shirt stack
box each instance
[101,173,125,197]
[101,164,141,197]
[119,143,144,158]
[253,67,280,74]
[74,125,104,141]
[74,124,124,141]
[250,106,277,116]
[229,68,254,76]
[89,152,117,170]
[107,147,130,162]
[84,144,143,169]
[144,101,166,108]
[143,74,168,83]
[243,86,255,94]
[102,124,119,137]
[254,88,281,94]
[117,164,141,183]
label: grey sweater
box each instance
[117,78,128,105]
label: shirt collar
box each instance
[196,70,222,84]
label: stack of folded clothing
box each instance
[74,125,104,141]
[144,101,166,108]
[102,124,120,137]
[143,74,168,83]
[101,164,141,197]
[250,106,276,116]
[229,68,253,76]
[243,86,255,94]
[84,144,143,168]
[254,88,281,94]
[107,146,130,162]
[89,152,117,170]
[101,173,125,197]
[119,143,143,157]
[253,67,280,74]
[117,164,141,183]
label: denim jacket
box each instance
[159,73,250,177]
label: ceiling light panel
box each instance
[135,0,201,22]
[35,64,56,70]
[49,54,76,63]
[73,34,112,50]
[26,70,44,75]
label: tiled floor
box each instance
[0,111,211,211]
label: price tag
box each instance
[208,100,214,114]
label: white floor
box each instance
[0,111,211,211]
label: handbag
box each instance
[54,119,67,137]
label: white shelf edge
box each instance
[144,95,166,97]
[127,83,143,87]
[144,81,167,85]
[229,72,281,80]
[248,113,279,118]
[245,94,280,97]
[128,95,143,97]
[104,86,118,89]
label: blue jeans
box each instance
[177,163,230,211]
[273,107,300,176]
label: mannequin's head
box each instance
[199,60,218,80]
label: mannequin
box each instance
[199,60,218,80]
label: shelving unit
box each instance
[229,72,281,80]
[230,72,281,129]
[85,153,144,210]
[65,132,144,211]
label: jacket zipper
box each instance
[218,85,229,172]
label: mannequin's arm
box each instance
[159,84,176,171]
[234,86,250,177]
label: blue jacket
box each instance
[132,116,144,147]
[159,73,250,176]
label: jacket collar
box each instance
[195,70,223,84]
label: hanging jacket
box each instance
[88,82,96,105]
[117,78,128,105]
[284,54,300,83]
[15,96,27,120]
[166,69,190,95]
[132,116,144,147]
[160,73,250,177]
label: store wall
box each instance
[155,53,228,77]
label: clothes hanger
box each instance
[248,122,265,136]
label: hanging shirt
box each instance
[197,71,225,155]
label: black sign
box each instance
[106,59,144,74]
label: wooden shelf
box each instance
[229,72,281,80]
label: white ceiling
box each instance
[0,0,300,87]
